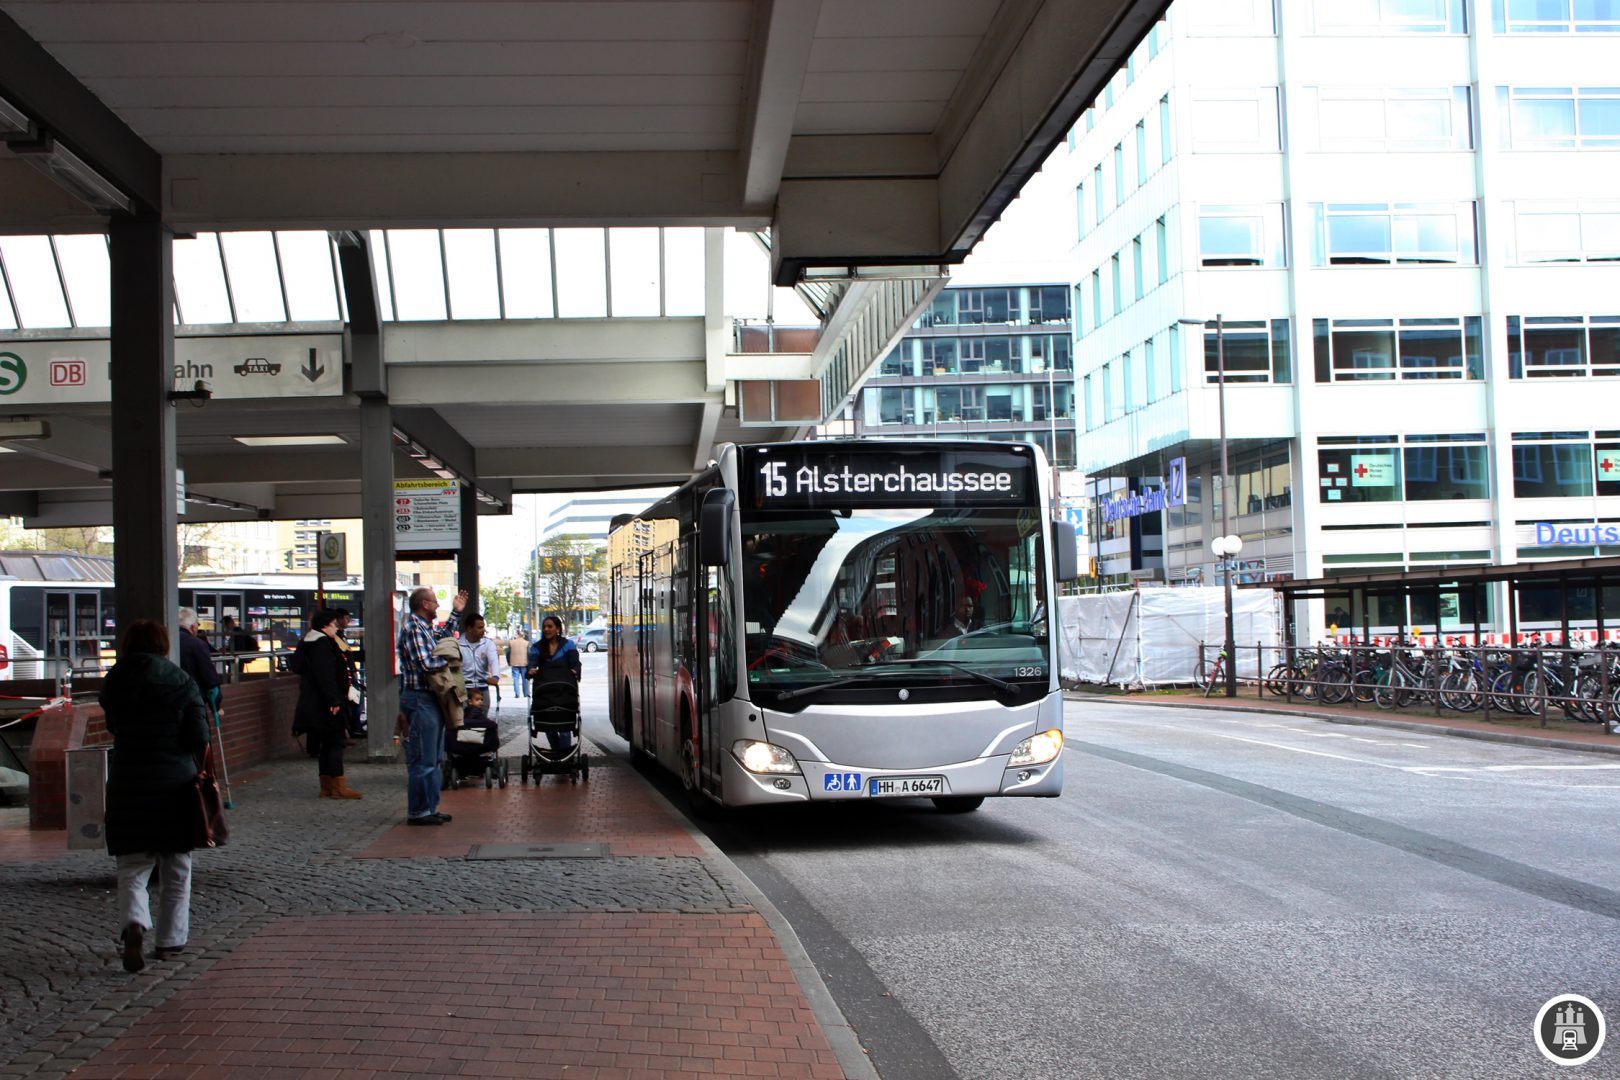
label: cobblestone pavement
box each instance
[0,735,831,1079]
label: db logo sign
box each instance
[50,360,86,387]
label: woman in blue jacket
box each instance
[528,615,581,750]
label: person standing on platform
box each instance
[177,608,222,720]
[458,612,500,712]
[528,615,582,752]
[333,608,366,738]
[506,628,531,699]
[291,608,360,799]
[396,586,467,826]
[101,620,210,973]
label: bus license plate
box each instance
[869,776,944,797]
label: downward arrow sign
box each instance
[300,347,325,382]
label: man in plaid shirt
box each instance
[396,585,467,825]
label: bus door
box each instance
[192,591,244,650]
[636,550,659,758]
[45,590,107,671]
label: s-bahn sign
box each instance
[1101,457,1187,524]
[0,335,343,404]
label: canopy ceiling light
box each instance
[3,128,132,213]
[234,435,348,447]
[0,419,50,440]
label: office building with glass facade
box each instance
[1065,0,1620,634]
[845,284,1076,468]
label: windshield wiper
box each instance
[772,673,897,702]
[871,659,1019,694]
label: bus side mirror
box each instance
[699,488,735,567]
[1052,520,1079,581]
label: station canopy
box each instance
[0,0,1165,526]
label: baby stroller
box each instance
[442,696,508,790]
[520,670,589,783]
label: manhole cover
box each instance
[466,843,609,860]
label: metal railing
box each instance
[1195,641,1620,732]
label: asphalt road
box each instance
[568,655,1620,1080]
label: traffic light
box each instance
[283,550,293,569]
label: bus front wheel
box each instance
[932,796,984,813]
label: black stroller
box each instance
[442,698,508,789]
[520,670,589,783]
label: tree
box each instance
[479,575,524,632]
[535,534,603,628]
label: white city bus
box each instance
[608,440,1078,813]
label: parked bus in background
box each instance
[608,440,1079,814]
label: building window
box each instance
[1498,86,1620,149]
[1114,144,1126,205]
[1145,337,1159,402]
[1133,237,1145,300]
[1403,434,1491,500]
[1169,324,1183,392]
[1308,87,1473,150]
[1187,0,1278,34]
[1111,255,1122,316]
[1198,204,1287,267]
[1512,432,1595,497]
[1094,165,1105,222]
[1191,88,1282,152]
[1318,436,1401,503]
[1091,269,1102,329]
[1076,182,1086,239]
[1135,121,1148,185]
[1310,202,1477,265]
[1159,95,1173,164]
[1511,202,1620,263]
[1494,0,1620,33]
[1205,319,1293,384]
[1507,314,1620,377]
[1314,0,1468,33]
[1156,217,1170,283]
[1122,352,1135,412]
[1314,316,1485,381]
[1083,373,1095,430]
[1101,363,1114,421]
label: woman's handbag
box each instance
[193,745,230,848]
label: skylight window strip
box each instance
[218,232,287,323]
[659,228,667,317]
[370,230,395,322]
[603,227,613,319]
[549,228,560,319]
[53,234,111,329]
[215,234,238,324]
[0,236,71,328]
[271,228,291,324]
[47,236,75,329]
[493,230,507,321]
[327,234,346,323]
[0,247,18,332]
[276,232,341,322]
[439,229,452,322]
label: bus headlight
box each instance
[1008,729,1063,766]
[732,740,801,774]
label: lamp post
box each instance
[1210,533,1243,697]
[1181,314,1235,696]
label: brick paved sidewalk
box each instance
[1073,687,1620,754]
[0,743,867,1080]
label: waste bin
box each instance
[65,747,108,850]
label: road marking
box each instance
[1409,763,1620,773]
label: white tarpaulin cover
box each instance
[1060,586,1280,686]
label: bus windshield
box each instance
[740,506,1050,695]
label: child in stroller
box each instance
[520,667,589,783]
[442,687,508,789]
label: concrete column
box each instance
[458,481,480,614]
[359,398,399,761]
[108,219,178,655]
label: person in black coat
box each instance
[291,609,359,799]
[102,619,211,973]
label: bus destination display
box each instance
[742,446,1031,509]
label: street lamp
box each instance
[1181,314,1234,695]
[1210,533,1243,698]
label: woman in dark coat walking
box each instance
[291,609,360,798]
[101,619,210,973]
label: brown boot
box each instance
[331,775,363,799]
[319,775,335,798]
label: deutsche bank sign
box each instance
[1101,457,1187,524]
